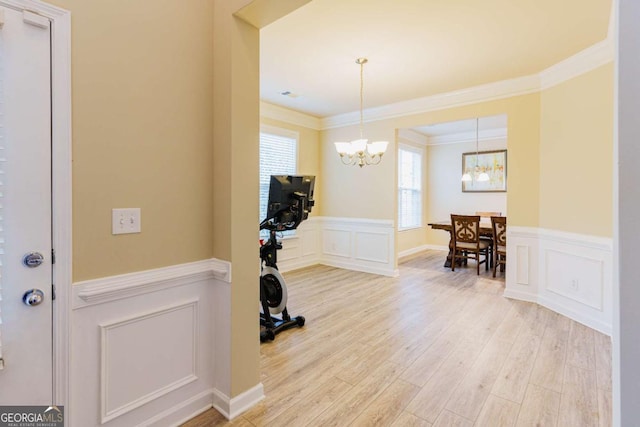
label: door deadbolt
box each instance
[22,252,44,268]
[22,289,44,306]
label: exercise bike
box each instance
[259,175,315,342]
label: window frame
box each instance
[259,125,299,236]
[397,143,424,231]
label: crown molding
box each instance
[320,74,541,130]
[397,128,428,146]
[427,128,508,146]
[539,37,614,90]
[260,101,321,130]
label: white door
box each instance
[0,6,53,404]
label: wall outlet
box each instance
[112,208,141,235]
[570,279,579,290]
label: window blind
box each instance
[259,131,297,231]
[398,146,422,230]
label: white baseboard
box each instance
[398,244,447,259]
[503,288,537,303]
[213,383,265,420]
[321,258,399,278]
[140,389,214,427]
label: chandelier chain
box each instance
[359,59,364,139]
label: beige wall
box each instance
[321,94,541,245]
[260,117,322,215]
[49,0,216,282]
[321,121,397,220]
[539,63,614,237]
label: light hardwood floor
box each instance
[182,250,612,427]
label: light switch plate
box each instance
[112,208,141,235]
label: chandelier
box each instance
[334,58,388,167]
[461,117,490,182]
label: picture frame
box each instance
[461,149,507,192]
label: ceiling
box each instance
[260,0,612,118]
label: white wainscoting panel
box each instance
[100,301,198,423]
[355,231,390,263]
[515,245,530,285]
[322,228,352,258]
[277,216,397,277]
[276,217,321,273]
[69,258,257,426]
[504,227,539,302]
[320,217,398,277]
[537,229,612,335]
[545,249,604,310]
[504,226,613,335]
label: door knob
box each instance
[22,252,44,268]
[22,289,44,306]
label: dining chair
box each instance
[450,214,490,275]
[475,212,500,268]
[491,216,507,277]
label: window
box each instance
[398,145,423,230]
[259,128,298,226]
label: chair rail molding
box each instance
[505,226,613,335]
[69,258,239,426]
[73,259,231,308]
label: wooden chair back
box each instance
[491,216,507,247]
[451,214,481,246]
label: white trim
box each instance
[212,383,265,420]
[320,259,400,278]
[260,101,321,130]
[504,288,611,336]
[398,142,424,155]
[0,0,73,411]
[427,128,508,146]
[397,128,428,146]
[503,288,538,303]
[537,227,613,251]
[260,123,299,141]
[321,74,541,129]
[398,244,447,259]
[73,259,231,308]
[139,388,214,427]
[539,38,614,90]
[538,293,611,336]
[269,216,398,276]
[321,216,394,228]
[320,217,397,277]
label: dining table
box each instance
[427,220,494,268]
